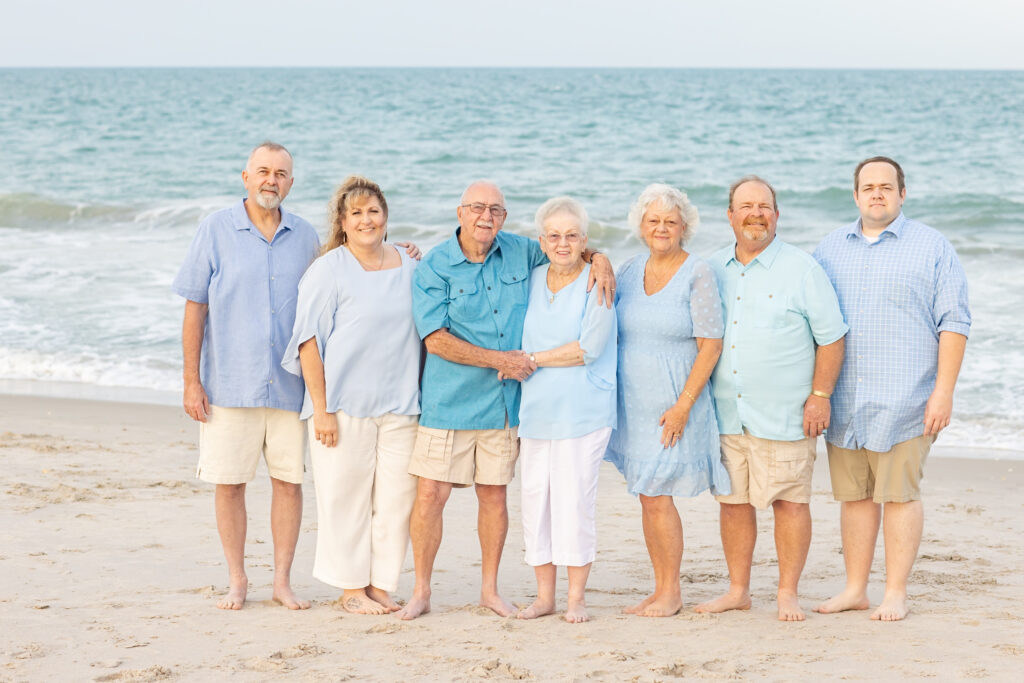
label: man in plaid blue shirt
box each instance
[813,157,971,622]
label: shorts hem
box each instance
[197,471,255,485]
[407,463,474,487]
[872,493,921,504]
[266,469,305,485]
[832,491,872,502]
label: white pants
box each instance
[520,427,612,567]
[307,411,418,592]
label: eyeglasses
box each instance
[542,232,583,244]
[461,203,507,218]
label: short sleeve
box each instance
[280,256,338,376]
[798,263,849,346]
[171,222,214,303]
[579,288,616,364]
[412,258,450,339]
[933,240,971,337]
[527,237,548,269]
[689,260,724,339]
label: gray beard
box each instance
[255,192,282,210]
[742,227,768,242]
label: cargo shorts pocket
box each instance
[771,443,813,486]
[419,427,453,463]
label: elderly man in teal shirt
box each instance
[696,176,847,622]
[398,181,613,620]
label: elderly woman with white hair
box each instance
[605,183,729,617]
[513,196,617,623]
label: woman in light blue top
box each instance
[605,183,728,617]
[515,197,617,624]
[281,176,421,615]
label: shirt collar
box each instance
[233,198,294,234]
[726,235,782,269]
[846,211,907,240]
[447,227,502,265]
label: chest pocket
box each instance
[448,279,486,322]
[751,293,793,329]
[499,267,530,309]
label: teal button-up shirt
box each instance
[709,238,848,441]
[413,229,546,430]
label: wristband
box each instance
[811,390,831,399]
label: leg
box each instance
[872,500,923,621]
[815,498,879,613]
[565,564,592,623]
[695,503,755,613]
[629,494,683,617]
[772,500,811,621]
[396,477,452,620]
[270,478,310,609]
[214,483,248,610]
[517,564,557,620]
[475,483,516,616]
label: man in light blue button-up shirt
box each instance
[172,142,320,611]
[813,157,970,622]
[698,176,847,622]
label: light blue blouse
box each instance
[518,263,617,440]
[281,246,421,420]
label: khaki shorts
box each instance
[197,405,306,485]
[408,424,519,487]
[826,434,934,504]
[715,430,816,509]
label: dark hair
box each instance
[728,175,777,211]
[854,156,905,193]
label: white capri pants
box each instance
[520,427,612,567]
[307,410,418,592]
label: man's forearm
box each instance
[182,301,208,383]
[812,337,845,394]
[424,329,503,370]
[935,331,967,394]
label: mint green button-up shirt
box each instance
[709,238,848,441]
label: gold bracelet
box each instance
[682,389,697,404]
[811,389,831,399]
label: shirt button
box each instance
[459,288,464,293]
[487,286,491,290]
[731,345,735,349]
[737,393,742,398]
[733,320,737,324]
[512,276,517,281]
[857,378,862,382]
[733,370,737,374]
[500,333,504,338]
[736,296,741,300]
[271,276,275,280]
[493,309,498,314]
[269,380,274,384]
[740,273,745,277]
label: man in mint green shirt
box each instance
[696,176,847,622]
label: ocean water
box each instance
[1,68,1021,454]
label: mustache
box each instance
[259,184,280,194]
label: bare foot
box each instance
[623,594,656,614]
[396,593,431,621]
[366,586,400,613]
[339,589,387,615]
[564,598,589,623]
[777,591,805,622]
[480,592,517,617]
[638,594,682,618]
[516,599,556,620]
[814,587,869,614]
[216,578,247,610]
[272,582,311,610]
[871,591,909,622]
[695,588,751,614]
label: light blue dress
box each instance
[605,254,731,497]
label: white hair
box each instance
[534,196,589,237]
[627,183,699,245]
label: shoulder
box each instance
[687,254,715,276]
[497,230,534,257]
[777,240,821,270]
[814,222,856,254]
[707,245,733,269]
[301,248,340,282]
[530,263,549,279]
[617,253,644,276]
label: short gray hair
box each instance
[248,140,292,165]
[728,175,777,211]
[534,196,589,237]
[627,183,699,245]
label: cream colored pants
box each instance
[307,411,419,592]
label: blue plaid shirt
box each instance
[813,213,971,452]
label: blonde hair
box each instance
[323,175,388,254]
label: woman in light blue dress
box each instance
[605,183,729,617]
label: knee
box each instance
[271,479,302,500]
[639,494,674,516]
[475,484,508,509]
[216,483,246,500]
[772,500,808,518]
[415,480,451,515]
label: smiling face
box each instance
[457,182,506,257]
[539,211,587,269]
[854,161,906,231]
[727,180,778,253]
[242,147,294,210]
[640,202,686,256]
[340,194,387,250]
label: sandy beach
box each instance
[1,393,1021,681]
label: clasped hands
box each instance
[495,350,537,382]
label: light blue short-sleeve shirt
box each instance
[413,229,547,430]
[710,238,848,441]
[280,246,421,420]
[172,199,320,412]
[518,263,617,440]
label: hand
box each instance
[496,350,536,382]
[395,241,421,260]
[312,411,339,448]
[802,394,831,438]
[183,380,209,423]
[587,253,616,308]
[658,402,691,449]
[923,388,953,436]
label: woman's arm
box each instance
[658,337,723,448]
[298,338,338,448]
[530,341,585,368]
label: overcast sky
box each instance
[2,0,1022,69]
